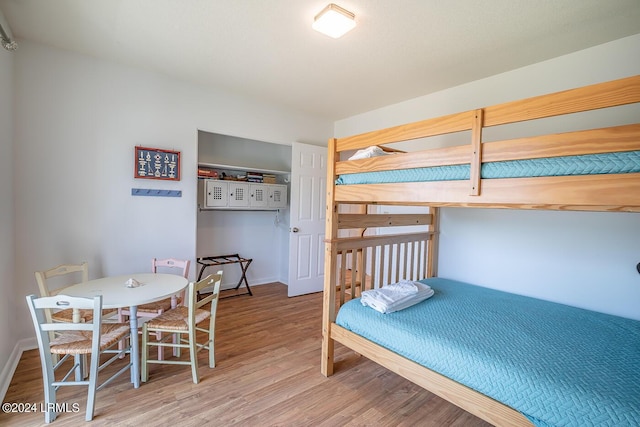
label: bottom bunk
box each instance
[329,277,640,427]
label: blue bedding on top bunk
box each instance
[335,150,640,185]
[335,278,640,427]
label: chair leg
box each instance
[141,324,149,382]
[172,332,179,357]
[118,309,128,359]
[85,349,100,421]
[156,309,164,361]
[209,321,215,368]
[83,354,90,379]
[74,354,83,382]
[42,362,57,423]
[189,331,199,384]
[175,332,181,357]
[156,330,164,360]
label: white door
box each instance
[288,142,327,297]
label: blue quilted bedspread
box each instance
[336,150,640,185]
[335,278,640,426]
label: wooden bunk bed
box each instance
[321,75,640,427]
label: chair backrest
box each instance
[35,263,90,325]
[35,262,89,298]
[25,294,102,370]
[188,271,223,323]
[151,258,190,279]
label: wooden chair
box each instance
[118,258,190,360]
[35,262,117,324]
[25,294,131,423]
[142,271,223,384]
[35,263,118,373]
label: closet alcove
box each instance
[197,130,292,289]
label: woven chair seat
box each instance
[135,297,181,313]
[146,306,210,331]
[50,323,130,355]
[51,308,116,323]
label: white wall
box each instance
[0,45,16,389]
[197,209,290,286]
[11,40,333,344]
[335,34,640,320]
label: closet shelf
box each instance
[198,162,289,175]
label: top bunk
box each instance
[329,75,640,212]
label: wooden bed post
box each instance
[427,206,439,278]
[469,109,484,196]
[321,138,339,377]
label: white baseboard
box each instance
[201,278,284,294]
[1,338,37,403]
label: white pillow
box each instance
[348,146,390,161]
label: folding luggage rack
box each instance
[196,254,253,298]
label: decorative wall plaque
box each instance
[135,146,181,181]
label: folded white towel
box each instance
[381,287,434,313]
[383,279,423,293]
[361,280,434,314]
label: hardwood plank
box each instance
[2,283,489,426]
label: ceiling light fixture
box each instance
[312,3,356,39]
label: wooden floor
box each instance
[2,283,490,426]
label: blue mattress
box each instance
[336,150,640,185]
[335,278,640,427]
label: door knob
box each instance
[291,227,299,233]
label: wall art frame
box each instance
[134,146,181,181]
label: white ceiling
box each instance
[1,0,639,121]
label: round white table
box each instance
[63,273,188,388]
